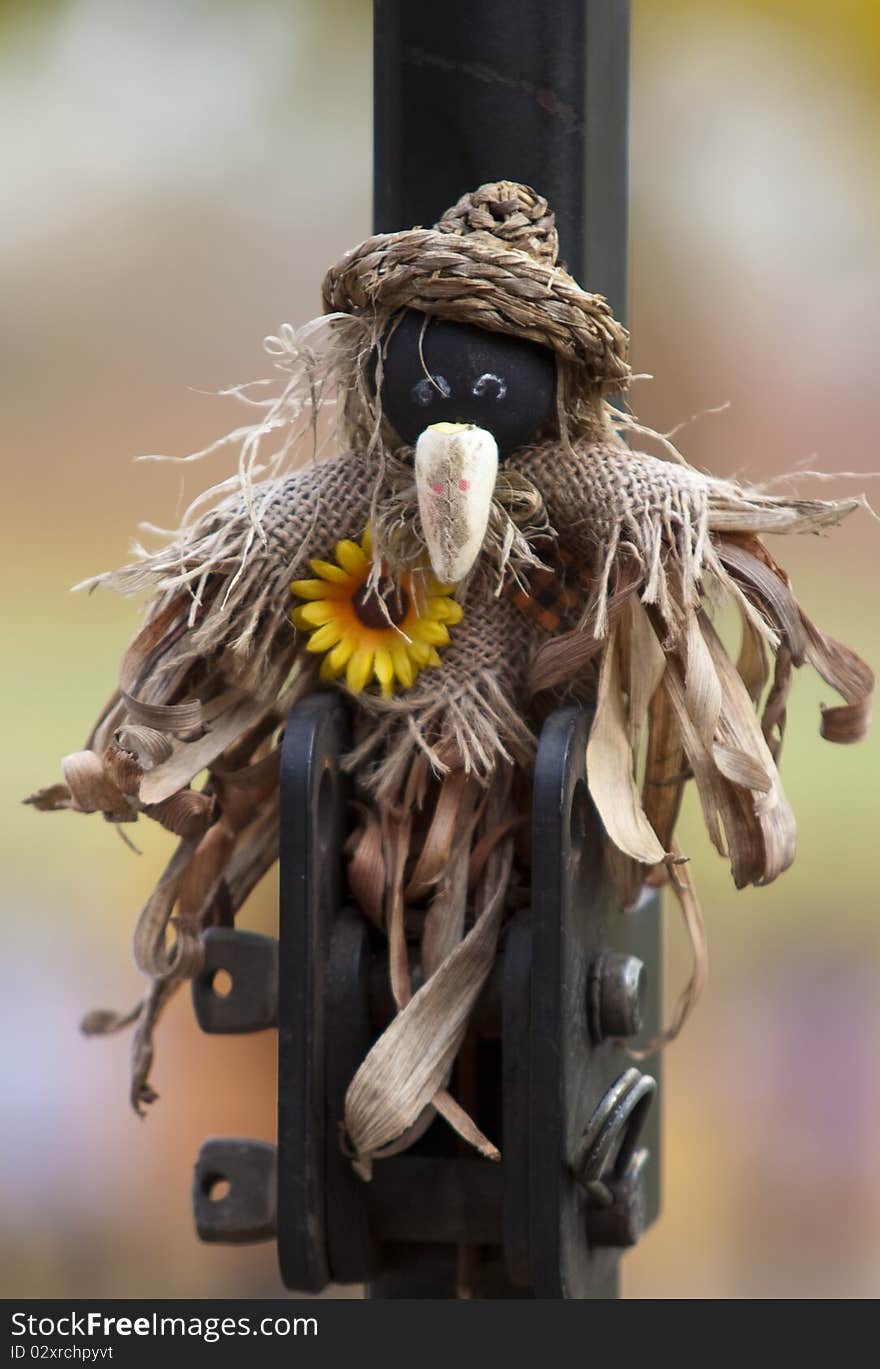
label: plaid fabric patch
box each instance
[502,541,591,633]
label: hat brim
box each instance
[322,228,630,390]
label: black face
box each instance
[376,310,556,456]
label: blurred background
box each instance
[2,0,878,1299]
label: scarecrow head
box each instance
[323,180,630,582]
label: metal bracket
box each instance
[191,694,662,1297]
[525,706,660,1296]
[192,1139,277,1245]
[192,928,278,1035]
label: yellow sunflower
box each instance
[290,528,463,698]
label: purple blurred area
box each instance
[2,0,878,1299]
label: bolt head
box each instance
[589,951,646,1041]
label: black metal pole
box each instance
[373,0,630,319]
[370,0,646,1301]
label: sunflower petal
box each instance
[336,540,368,575]
[308,559,352,584]
[320,637,355,680]
[426,648,443,667]
[410,619,449,647]
[372,647,394,698]
[408,640,431,666]
[391,641,415,688]
[290,577,346,600]
[305,621,344,653]
[374,647,394,686]
[421,576,456,602]
[346,648,374,693]
[290,606,314,631]
[360,527,373,555]
[296,600,339,627]
[329,637,355,669]
[428,596,463,625]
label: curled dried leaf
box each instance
[176,821,237,926]
[212,751,282,838]
[700,613,796,884]
[23,783,73,813]
[131,839,198,979]
[61,749,135,820]
[114,725,174,770]
[102,744,143,798]
[626,598,666,754]
[638,843,708,1049]
[138,695,278,806]
[712,742,772,793]
[346,802,386,930]
[662,657,729,864]
[801,613,875,744]
[642,684,687,855]
[761,645,793,761]
[736,607,769,705]
[118,594,191,695]
[684,612,722,749]
[586,629,666,866]
[222,801,280,910]
[527,571,639,693]
[433,1090,500,1162]
[143,789,217,838]
[344,780,514,1168]
[603,836,646,910]
[80,1004,141,1037]
[121,691,204,736]
[423,843,472,977]
[716,536,806,661]
[406,769,474,900]
[128,978,183,1116]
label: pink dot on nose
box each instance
[458,478,471,491]
[432,482,445,495]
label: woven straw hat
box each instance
[322,181,630,391]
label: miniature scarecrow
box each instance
[29,182,873,1175]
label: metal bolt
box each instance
[588,951,646,1041]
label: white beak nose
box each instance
[414,422,499,584]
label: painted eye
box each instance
[472,373,507,401]
[412,375,451,406]
[380,311,556,454]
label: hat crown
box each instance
[321,180,630,391]
[435,181,559,267]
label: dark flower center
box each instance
[352,578,410,630]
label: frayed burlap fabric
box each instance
[28,181,874,1173]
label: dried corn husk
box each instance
[27,192,874,1164]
